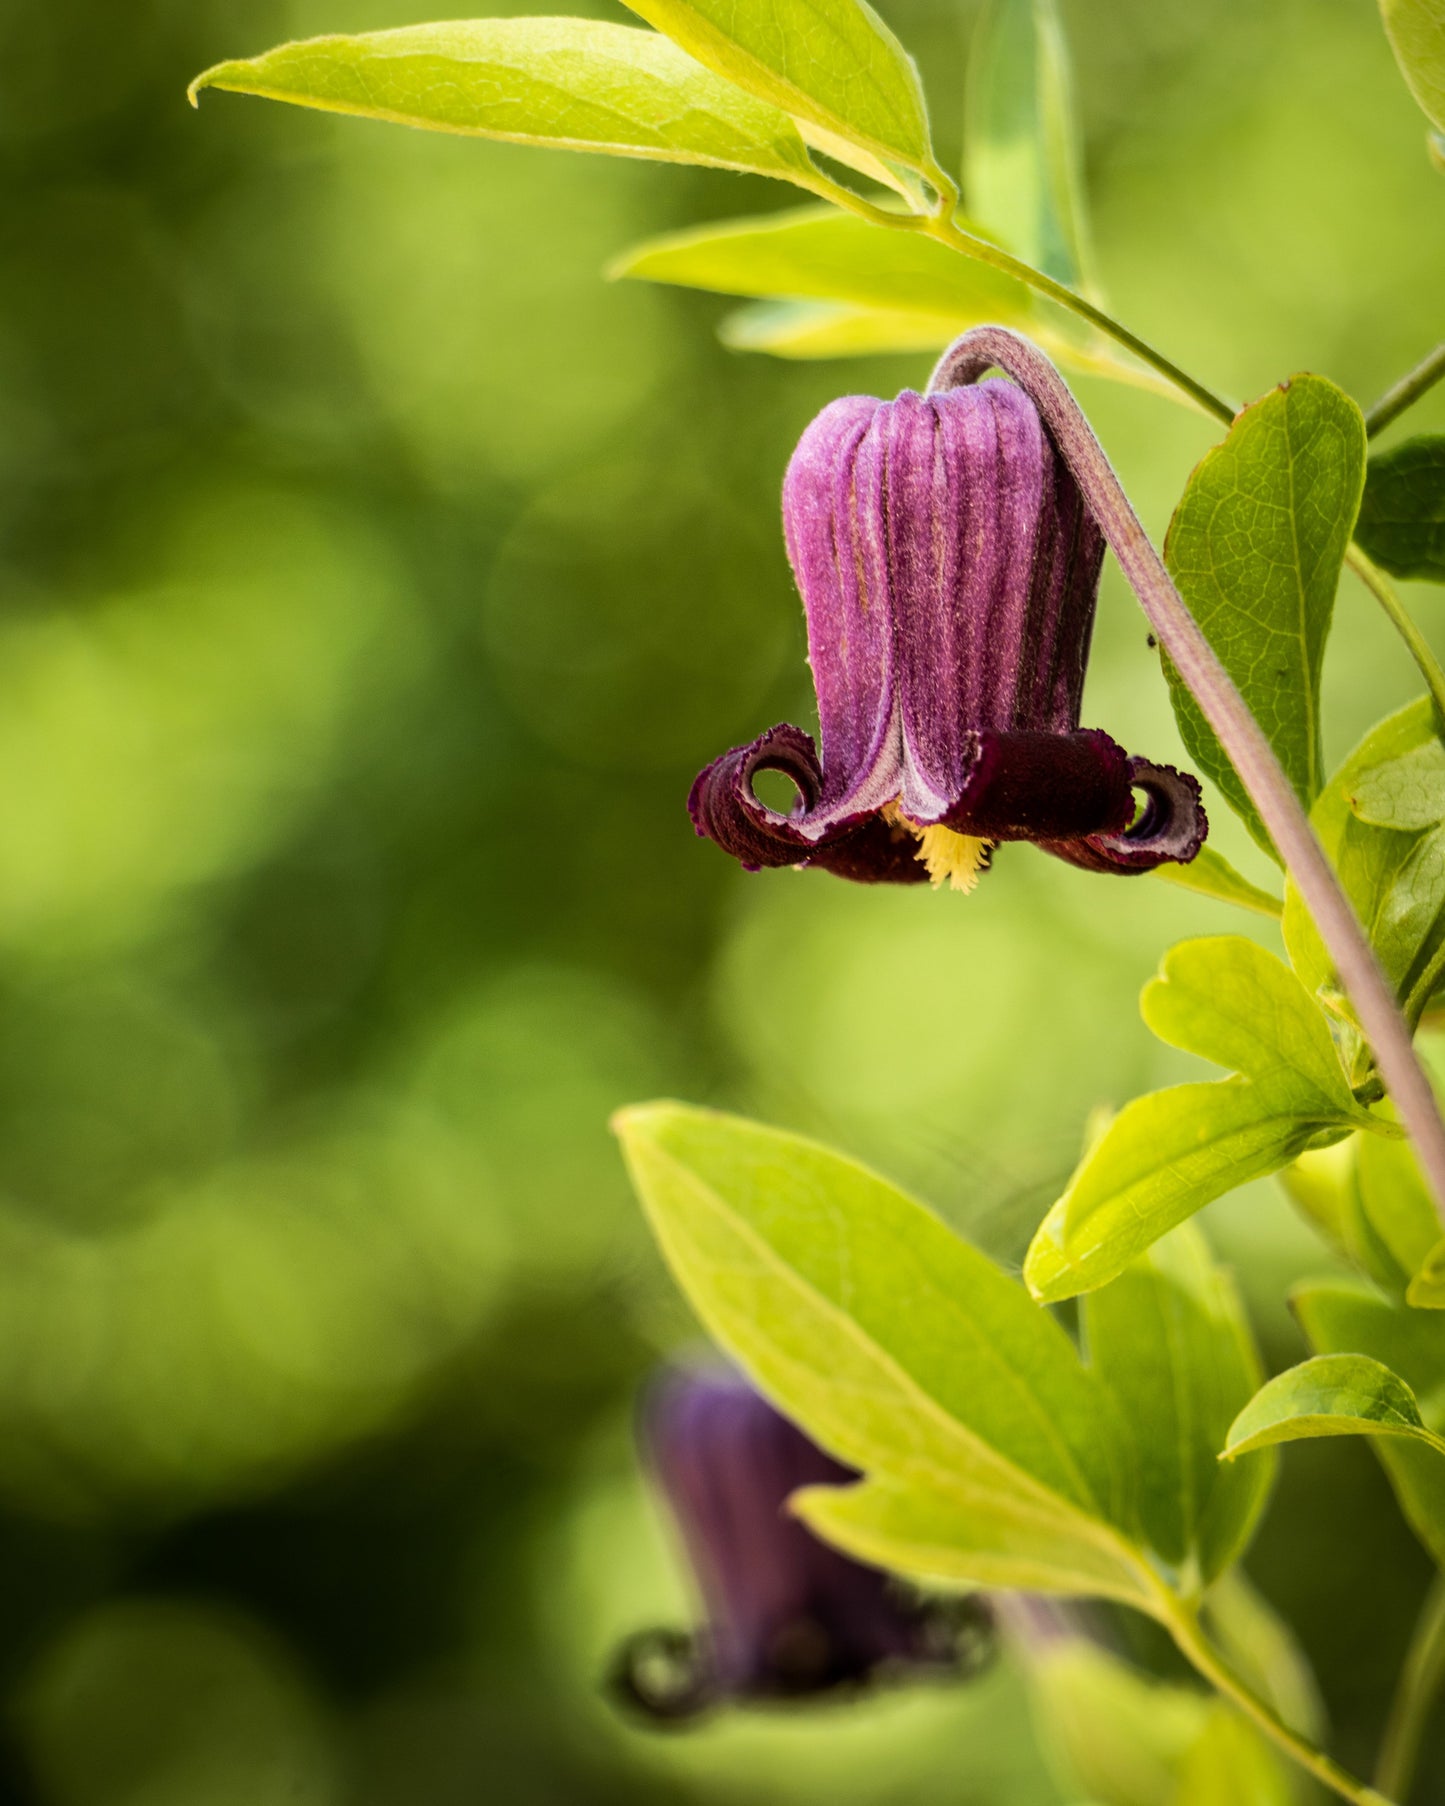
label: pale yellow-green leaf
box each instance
[1380,0,1445,131]
[614,0,935,173]
[792,1474,1153,1604]
[190,21,832,190]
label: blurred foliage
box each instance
[0,0,1442,1798]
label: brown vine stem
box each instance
[928,326,1445,1230]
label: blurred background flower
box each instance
[0,0,1441,1798]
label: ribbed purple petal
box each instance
[783,397,904,830]
[889,382,1105,821]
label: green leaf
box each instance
[1029,1641,1210,1806]
[189,21,832,191]
[1139,936,1362,1098]
[718,298,982,358]
[1162,376,1367,858]
[1084,1224,1273,1588]
[1355,436,1445,584]
[616,207,1180,395]
[614,0,935,175]
[1026,937,1381,1302]
[1278,1140,1359,1263]
[615,1102,1155,1603]
[1150,848,1283,919]
[1174,1708,1294,1806]
[1347,734,1445,829]
[1380,0,1445,131]
[1294,1279,1445,1563]
[1358,1128,1442,1292]
[612,204,1034,319]
[963,0,1095,290]
[1283,700,1445,1030]
[792,1472,1148,1599]
[1224,1353,1445,1462]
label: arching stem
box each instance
[929,327,1445,1228]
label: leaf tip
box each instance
[188,61,248,108]
[602,246,645,285]
[609,1097,695,1147]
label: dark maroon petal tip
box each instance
[931,727,1133,843]
[688,726,929,885]
[1044,758,1208,874]
[687,725,821,871]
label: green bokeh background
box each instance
[0,0,1442,1798]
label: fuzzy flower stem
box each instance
[930,327,1445,1229]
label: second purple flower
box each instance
[690,378,1206,891]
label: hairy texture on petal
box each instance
[1045,759,1207,873]
[927,727,1133,843]
[784,397,903,826]
[892,381,1105,820]
[642,1370,942,1698]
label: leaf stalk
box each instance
[1159,1593,1392,1806]
[1346,544,1445,727]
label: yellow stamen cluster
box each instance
[881,802,994,893]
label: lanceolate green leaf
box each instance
[793,1472,1147,1599]
[718,298,982,358]
[1380,0,1445,131]
[615,1103,1154,1604]
[963,0,1095,291]
[1084,1224,1273,1587]
[1283,700,1445,1030]
[612,205,1032,318]
[1162,376,1367,859]
[1026,938,1382,1302]
[1027,1083,1347,1305]
[1224,1353,1445,1459]
[615,0,935,175]
[189,21,832,191]
[617,208,1187,396]
[1355,436,1445,583]
[1294,1280,1445,1564]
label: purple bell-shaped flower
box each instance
[689,379,1206,890]
[612,1367,991,1720]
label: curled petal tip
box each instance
[1048,759,1207,874]
[687,725,819,871]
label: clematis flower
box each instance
[689,377,1206,891]
[611,1367,990,1720]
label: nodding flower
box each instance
[689,374,1206,892]
[612,1367,992,1721]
